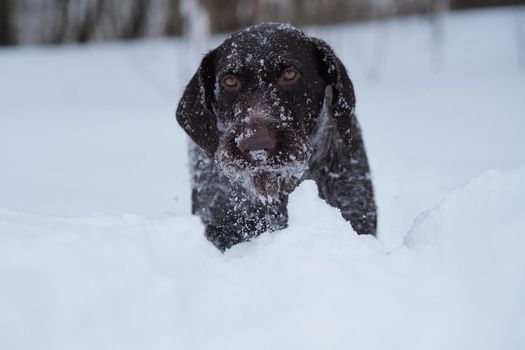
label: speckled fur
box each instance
[177,23,377,250]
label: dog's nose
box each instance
[237,126,276,160]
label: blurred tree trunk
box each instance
[75,0,101,43]
[122,0,148,39]
[0,0,12,45]
[166,0,184,36]
[50,0,68,44]
[451,0,525,9]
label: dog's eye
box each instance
[279,68,300,86]
[222,75,241,92]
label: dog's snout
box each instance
[237,127,276,153]
[237,121,276,162]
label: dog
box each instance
[177,23,377,251]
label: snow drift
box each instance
[1,166,524,350]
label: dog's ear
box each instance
[176,49,218,157]
[311,37,356,146]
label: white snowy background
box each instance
[1,7,525,350]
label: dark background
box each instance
[1,0,524,46]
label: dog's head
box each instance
[177,23,356,202]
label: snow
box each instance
[1,7,525,350]
[248,149,269,161]
[1,170,524,349]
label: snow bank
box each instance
[405,166,525,349]
[1,167,524,349]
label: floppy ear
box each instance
[176,50,218,157]
[311,37,356,146]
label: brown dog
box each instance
[177,23,376,250]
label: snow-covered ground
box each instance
[1,7,524,350]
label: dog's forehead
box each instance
[216,23,310,73]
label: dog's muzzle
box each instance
[236,118,277,164]
[215,114,311,202]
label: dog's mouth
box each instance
[215,126,311,202]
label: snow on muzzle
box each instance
[214,116,312,202]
